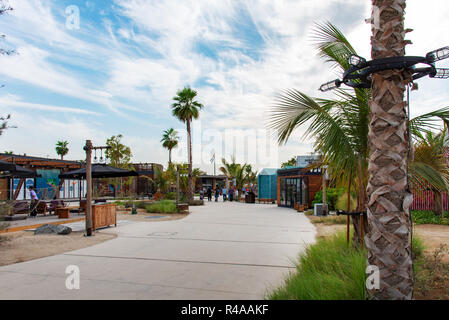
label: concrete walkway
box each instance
[0,201,316,300]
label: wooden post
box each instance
[13,178,25,200]
[347,180,351,244]
[360,214,364,249]
[322,167,327,216]
[85,140,93,236]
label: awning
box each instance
[58,164,138,179]
[0,160,42,178]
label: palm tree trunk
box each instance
[168,149,172,165]
[434,191,444,217]
[366,0,413,300]
[186,119,194,202]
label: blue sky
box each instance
[0,0,448,173]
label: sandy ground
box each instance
[0,208,189,268]
[0,231,116,267]
[414,224,449,263]
[117,208,189,222]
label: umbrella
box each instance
[59,163,138,179]
[0,160,41,178]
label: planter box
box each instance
[56,207,70,219]
[92,203,117,231]
[177,203,189,213]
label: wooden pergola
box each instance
[0,153,83,200]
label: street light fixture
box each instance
[319,46,449,91]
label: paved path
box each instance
[0,201,316,299]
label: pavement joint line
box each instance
[117,235,306,245]
[62,253,297,269]
[0,270,262,297]
[176,221,313,230]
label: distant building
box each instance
[257,168,278,201]
[257,154,322,209]
[196,175,228,191]
[296,155,320,168]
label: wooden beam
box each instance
[13,178,25,200]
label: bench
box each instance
[257,198,275,204]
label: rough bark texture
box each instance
[186,119,194,202]
[366,0,414,300]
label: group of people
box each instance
[199,186,238,202]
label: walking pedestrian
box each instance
[29,186,39,218]
[229,188,234,202]
[215,188,219,202]
[207,187,212,202]
[222,187,227,202]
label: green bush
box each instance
[312,188,350,211]
[412,210,449,225]
[145,200,178,214]
[335,193,357,211]
[164,192,176,200]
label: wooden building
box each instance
[196,174,229,191]
[0,153,83,200]
[276,166,322,208]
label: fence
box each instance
[410,188,449,211]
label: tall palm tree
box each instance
[161,128,179,165]
[55,140,69,160]
[171,87,204,202]
[366,0,413,299]
[269,22,449,247]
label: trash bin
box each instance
[245,192,256,203]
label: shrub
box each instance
[412,210,449,225]
[164,192,176,200]
[145,200,178,214]
[335,193,357,211]
[0,201,12,232]
[312,188,350,211]
[268,232,367,300]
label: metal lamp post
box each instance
[83,141,111,237]
[319,46,449,92]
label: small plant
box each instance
[312,188,350,211]
[145,200,178,214]
[0,201,12,232]
[414,244,449,299]
[412,210,449,225]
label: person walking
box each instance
[229,187,234,202]
[29,186,39,218]
[207,187,212,202]
[214,188,219,202]
[222,187,227,202]
[199,188,204,200]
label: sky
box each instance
[0,0,448,174]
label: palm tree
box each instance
[220,156,254,200]
[269,22,449,248]
[171,87,204,202]
[219,156,240,179]
[365,0,415,300]
[161,128,179,165]
[55,140,69,160]
[410,129,449,217]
